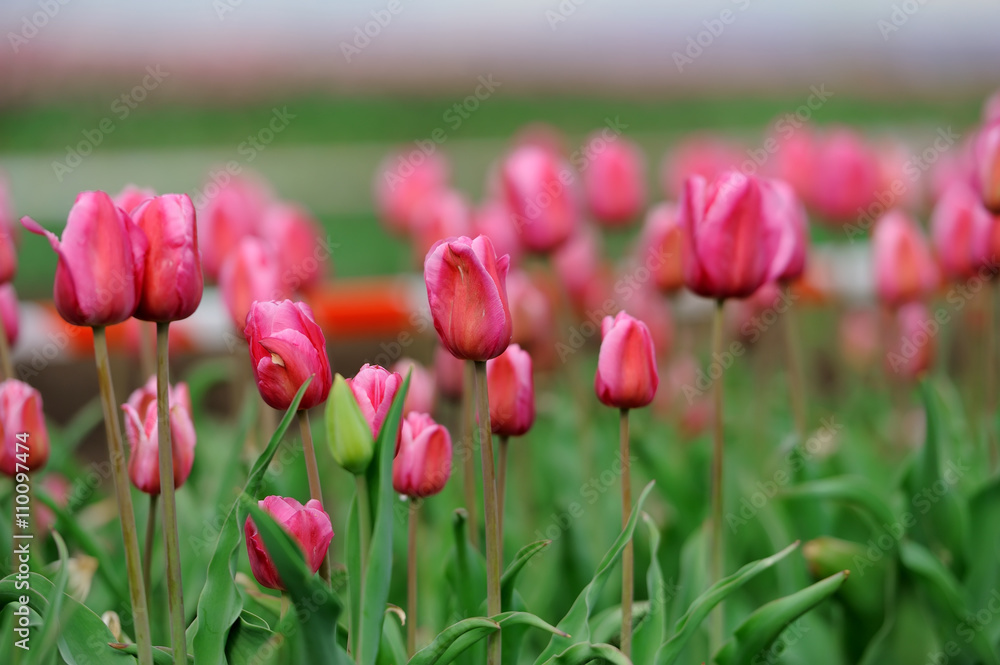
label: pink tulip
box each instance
[595,311,659,409]
[131,194,203,322]
[763,123,816,203]
[22,191,147,327]
[930,183,993,281]
[839,309,879,373]
[976,119,1000,214]
[762,179,808,283]
[626,286,674,361]
[681,172,778,300]
[639,203,685,293]
[375,150,450,236]
[809,128,881,222]
[348,363,403,439]
[584,134,646,227]
[874,141,922,212]
[486,344,535,437]
[661,135,743,198]
[245,300,333,411]
[392,358,435,416]
[244,496,333,590]
[0,380,50,476]
[0,178,18,285]
[411,190,472,266]
[434,346,465,401]
[198,175,271,281]
[885,302,934,380]
[506,270,553,352]
[219,237,284,330]
[37,474,70,535]
[474,200,522,267]
[873,211,939,307]
[392,412,452,498]
[113,185,156,215]
[261,203,327,291]
[424,235,512,361]
[0,284,19,347]
[501,145,578,252]
[121,376,196,494]
[553,226,602,304]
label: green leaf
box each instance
[377,608,408,665]
[29,531,70,665]
[714,570,848,665]
[110,643,191,664]
[655,541,800,665]
[225,610,275,665]
[780,476,897,536]
[500,539,550,610]
[444,509,486,620]
[408,616,500,665]
[631,514,666,664]
[534,480,655,662]
[536,642,631,665]
[966,475,1000,629]
[345,494,362,661]
[190,378,311,665]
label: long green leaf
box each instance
[225,610,275,665]
[377,608,408,665]
[29,531,70,665]
[631,514,665,664]
[500,539,550,610]
[537,642,631,665]
[780,476,897,535]
[444,509,486,620]
[408,617,500,665]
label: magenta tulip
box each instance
[873,211,939,308]
[121,376,196,494]
[501,145,578,252]
[976,119,1000,214]
[0,379,49,476]
[244,496,333,590]
[584,134,646,227]
[595,311,659,409]
[486,344,535,437]
[348,363,403,439]
[392,412,452,498]
[219,237,284,330]
[930,183,993,281]
[762,178,808,283]
[639,203,685,294]
[261,202,327,291]
[198,175,270,281]
[809,128,881,222]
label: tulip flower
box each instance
[197,175,271,281]
[930,183,993,281]
[0,379,49,476]
[809,128,881,222]
[487,344,534,438]
[244,496,333,591]
[681,171,778,300]
[22,191,147,327]
[873,211,939,308]
[506,270,553,353]
[392,358,435,417]
[553,226,603,307]
[763,179,808,283]
[839,308,880,373]
[583,134,646,227]
[375,150,450,236]
[661,135,743,198]
[0,284,19,348]
[113,185,156,214]
[501,145,578,252]
[261,202,327,291]
[244,300,332,411]
[219,237,284,330]
[392,412,452,498]
[433,345,465,401]
[763,123,816,203]
[595,312,659,409]
[639,203,685,294]
[424,235,513,361]
[348,363,403,440]
[130,194,204,322]
[325,374,376,474]
[885,302,934,380]
[976,119,1000,214]
[121,376,196,494]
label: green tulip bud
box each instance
[325,374,374,474]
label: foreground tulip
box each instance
[976,120,1000,214]
[763,179,808,283]
[873,211,939,308]
[639,203,686,293]
[244,300,332,411]
[681,172,777,300]
[325,374,376,475]
[122,376,196,494]
[131,194,203,322]
[885,302,934,380]
[0,379,49,476]
[220,237,283,330]
[393,412,452,498]
[261,203,327,291]
[244,496,333,590]
[501,145,578,252]
[930,183,993,281]
[392,358,435,417]
[424,235,512,361]
[348,363,403,439]
[375,150,450,236]
[584,134,646,227]
[22,191,147,327]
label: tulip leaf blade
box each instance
[409,611,566,665]
[500,539,550,610]
[536,642,632,665]
[631,513,667,664]
[779,475,897,536]
[444,508,486,620]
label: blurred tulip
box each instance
[0,284,19,347]
[501,144,578,252]
[984,90,1000,124]
[0,180,17,286]
[37,474,70,534]
[392,358,435,416]
[583,134,646,227]
[976,120,1000,214]
[131,194,204,322]
[121,376,196,495]
[411,190,472,265]
[392,412,452,498]
[244,496,333,590]
[681,171,778,299]
[839,309,880,373]
[348,363,403,440]
[809,128,881,222]
[661,135,743,199]
[873,211,939,308]
[506,270,553,351]
[595,311,659,409]
[627,286,674,360]
[885,302,934,380]
[553,226,602,304]
[486,344,535,437]
[0,379,49,476]
[113,185,156,214]
[639,203,685,293]
[434,345,465,401]
[424,235,512,361]
[244,300,332,411]
[219,237,283,330]
[930,183,993,281]
[198,175,271,281]
[763,178,808,283]
[326,374,375,474]
[375,150,450,236]
[261,203,327,291]
[763,123,816,202]
[22,191,147,327]
[474,200,522,266]
[874,140,922,211]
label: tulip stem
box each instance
[298,410,330,584]
[155,322,187,665]
[406,499,419,656]
[0,313,13,380]
[461,360,479,548]
[620,408,633,659]
[93,326,153,665]
[142,493,158,599]
[473,360,502,665]
[497,435,508,540]
[783,285,808,439]
[709,301,726,656]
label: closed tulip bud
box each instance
[885,302,934,380]
[121,376,196,494]
[434,346,465,401]
[584,134,646,227]
[930,183,993,281]
[131,194,204,322]
[501,145,578,252]
[244,496,333,590]
[486,344,535,437]
[197,175,271,281]
[681,172,778,300]
[0,284,19,347]
[0,380,49,476]
[325,374,375,474]
[348,363,403,439]
[639,203,685,293]
[113,185,156,215]
[261,203,327,291]
[392,358,435,417]
[873,211,939,308]
[375,151,450,236]
[762,178,808,283]
[976,120,1000,214]
[244,300,332,411]
[595,311,659,409]
[220,237,284,330]
[22,191,148,327]
[392,412,452,498]
[424,235,513,361]
[809,128,881,222]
